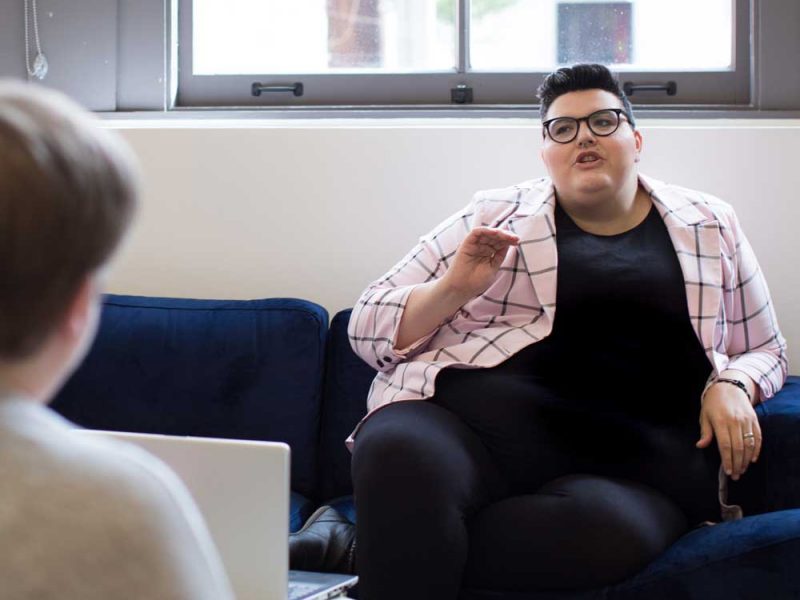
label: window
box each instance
[556,3,633,66]
[176,0,751,109]
[191,1,456,74]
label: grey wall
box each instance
[0,0,117,110]
[117,0,169,110]
[0,0,166,111]
[756,0,800,110]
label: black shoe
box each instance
[289,505,357,574]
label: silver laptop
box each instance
[77,430,357,600]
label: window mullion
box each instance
[457,0,469,74]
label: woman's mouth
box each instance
[575,153,603,169]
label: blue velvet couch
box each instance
[52,294,800,599]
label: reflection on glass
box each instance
[558,3,632,65]
[470,0,733,72]
[193,0,456,74]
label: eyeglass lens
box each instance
[547,110,621,143]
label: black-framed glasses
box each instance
[542,108,628,144]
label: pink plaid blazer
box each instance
[347,174,788,447]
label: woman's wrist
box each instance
[437,273,479,309]
[715,370,760,406]
[713,378,752,404]
[395,279,470,350]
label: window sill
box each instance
[98,106,800,130]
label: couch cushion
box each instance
[753,376,800,511]
[460,508,800,599]
[52,294,328,499]
[718,375,800,515]
[290,491,317,533]
[614,507,800,598]
[318,309,375,501]
[326,495,357,526]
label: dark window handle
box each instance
[251,82,304,97]
[451,84,473,104]
[623,81,677,96]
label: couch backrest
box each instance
[51,294,328,500]
[318,309,375,500]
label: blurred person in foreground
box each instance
[0,81,233,600]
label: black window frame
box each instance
[174,0,753,110]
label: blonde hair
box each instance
[0,81,138,359]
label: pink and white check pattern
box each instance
[347,174,788,447]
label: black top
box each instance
[499,201,712,422]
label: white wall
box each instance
[106,119,800,371]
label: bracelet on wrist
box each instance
[713,377,753,404]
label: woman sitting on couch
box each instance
[339,64,788,600]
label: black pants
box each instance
[351,366,736,599]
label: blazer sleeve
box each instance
[348,195,481,371]
[720,207,788,400]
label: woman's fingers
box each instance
[447,227,521,298]
[490,245,512,267]
[464,228,519,260]
[711,417,764,481]
[742,418,762,465]
[740,422,755,473]
[701,386,763,481]
[472,227,520,248]
[729,423,745,480]
[714,422,734,477]
[729,418,761,480]
[752,420,763,463]
[696,412,713,448]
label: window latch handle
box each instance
[451,84,473,104]
[623,81,677,96]
[251,82,304,97]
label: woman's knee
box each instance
[464,474,687,591]
[351,400,506,506]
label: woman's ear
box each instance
[540,138,550,170]
[634,129,643,163]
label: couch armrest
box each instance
[730,376,800,513]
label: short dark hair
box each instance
[537,64,635,128]
[0,82,138,359]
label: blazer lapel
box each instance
[641,175,723,370]
[510,182,559,325]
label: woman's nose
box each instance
[575,122,597,147]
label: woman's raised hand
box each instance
[393,226,519,351]
[441,227,521,301]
